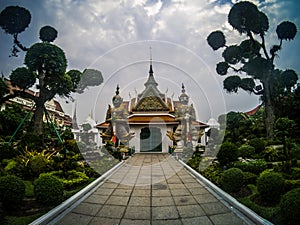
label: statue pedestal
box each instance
[173,147,183,160]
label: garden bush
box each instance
[48,170,89,190]
[233,159,268,174]
[220,168,244,193]
[0,175,25,209]
[280,188,300,225]
[238,144,255,158]
[217,142,238,166]
[284,179,300,192]
[34,173,64,205]
[257,171,285,203]
[248,138,266,154]
[243,172,257,185]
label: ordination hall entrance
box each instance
[140,127,162,152]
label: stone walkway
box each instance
[54,153,252,225]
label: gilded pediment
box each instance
[133,96,169,111]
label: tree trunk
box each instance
[33,101,44,135]
[263,78,275,140]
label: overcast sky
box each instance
[1,0,299,125]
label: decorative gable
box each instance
[133,96,169,112]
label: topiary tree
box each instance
[0,6,103,135]
[217,142,238,166]
[280,188,300,225]
[220,167,244,193]
[0,175,25,209]
[207,1,298,140]
[34,173,64,205]
[257,171,285,203]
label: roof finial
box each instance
[149,46,153,74]
[182,83,185,93]
[116,84,120,95]
[150,46,152,66]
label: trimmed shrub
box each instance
[257,171,285,203]
[0,175,25,209]
[48,170,89,190]
[243,172,257,185]
[280,188,300,225]
[220,168,244,193]
[34,174,64,205]
[248,138,266,154]
[217,142,238,166]
[284,179,300,192]
[238,144,255,158]
[233,159,268,174]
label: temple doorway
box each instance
[140,127,162,152]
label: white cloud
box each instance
[0,0,299,124]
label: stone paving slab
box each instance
[54,153,253,225]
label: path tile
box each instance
[152,206,179,220]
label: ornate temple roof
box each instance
[132,60,169,112]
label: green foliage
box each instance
[276,21,297,41]
[263,145,279,162]
[0,6,31,35]
[238,144,255,158]
[186,149,202,170]
[257,171,285,203]
[233,159,268,174]
[228,1,268,35]
[200,163,223,185]
[0,175,25,209]
[243,172,257,185]
[39,25,57,42]
[239,184,280,224]
[47,170,89,190]
[24,180,34,197]
[34,173,64,205]
[223,75,241,93]
[216,61,229,75]
[217,142,238,166]
[20,132,43,150]
[207,0,298,140]
[280,188,300,225]
[77,69,104,93]
[17,149,55,178]
[0,78,9,98]
[248,138,266,154]
[284,179,300,193]
[220,168,244,193]
[10,67,36,90]
[0,103,29,138]
[25,43,67,82]
[206,30,226,50]
[0,142,17,160]
[222,45,242,64]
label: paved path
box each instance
[54,153,251,225]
